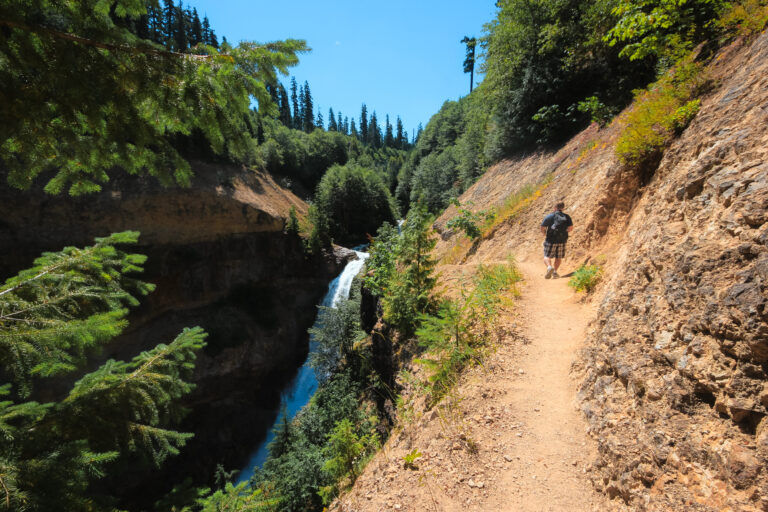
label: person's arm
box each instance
[541,225,548,235]
[567,225,574,233]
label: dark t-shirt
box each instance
[541,211,573,243]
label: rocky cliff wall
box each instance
[0,162,351,503]
[433,30,768,511]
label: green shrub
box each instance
[718,0,768,37]
[614,58,704,170]
[577,96,617,127]
[568,264,603,293]
[445,201,493,239]
[415,261,521,404]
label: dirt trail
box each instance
[331,258,611,512]
[478,259,607,511]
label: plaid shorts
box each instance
[543,241,567,259]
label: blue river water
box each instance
[237,249,369,481]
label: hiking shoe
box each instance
[545,266,554,279]
[552,271,560,279]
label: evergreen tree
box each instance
[290,77,300,130]
[396,116,405,149]
[174,2,188,51]
[303,81,314,132]
[384,114,394,148]
[316,108,324,130]
[368,111,381,148]
[0,232,207,510]
[190,8,203,47]
[382,206,438,334]
[147,3,164,44]
[201,15,212,44]
[328,108,337,131]
[461,36,477,93]
[350,119,358,138]
[343,116,349,135]
[338,112,345,134]
[360,104,368,143]
[279,84,292,127]
[162,0,176,49]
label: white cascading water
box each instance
[238,249,369,481]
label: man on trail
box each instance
[540,202,573,279]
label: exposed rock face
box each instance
[579,33,768,511]
[0,162,350,503]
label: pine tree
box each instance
[350,119,358,138]
[174,2,188,51]
[328,108,337,131]
[360,104,368,143]
[303,81,314,132]
[338,112,345,134]
[396,116,405,149]
[201,15,211,44]
[162,0,176,49]
[461,36,477,93]
[290,77,300,130]
[298,83,306,129]
[382,206,438,334]
[343,116,349,135]
[384,114,394,148]
[148,3,164,44]
[279,84,292,127]
[190,8,203,47]
[0,232,207,510]
[316,108,324,130]
[369,111,381,148]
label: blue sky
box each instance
[188,0,498,137]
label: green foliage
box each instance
[286,206,300,236]
[380,207,439,335]
[717,0,768,37]
[606,0,727,63]
[481,0,656,159]
[310,163,398,246]
[415,262,521,404]
[577,96,617,126]
[309,288,366,382]
[402,449,423,470]
[445,201,490,239]
[318,418,379,504]
[247,287,380,511]
[0,0,307,195]
[195,482,282,512]
[615,58,704,169]
[568,264,604,292]
[0,233,206,511]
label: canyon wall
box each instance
[0,162,350,503]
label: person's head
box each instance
[554,201,565,212]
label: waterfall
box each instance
[238,249,369,481]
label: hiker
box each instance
[540,201,573,279]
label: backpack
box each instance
[549,212,570,243]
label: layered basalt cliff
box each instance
[0,162,351,503]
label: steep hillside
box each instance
[337,29,768,511]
